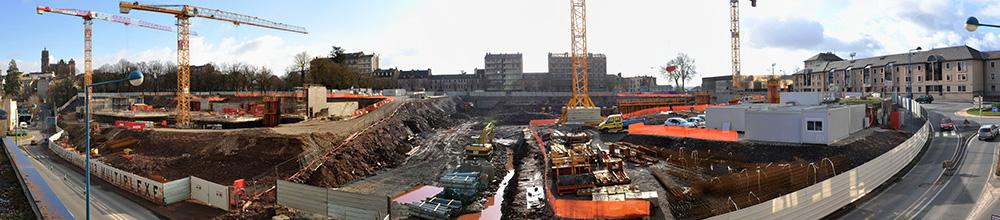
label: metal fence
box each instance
[276,180,389,219]
[707,98,929,219]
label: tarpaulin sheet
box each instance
[528,119,652,219]
[623,104,716,118]
[628,123,738,142]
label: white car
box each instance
[664,117,697,127]
[686,117,705,127]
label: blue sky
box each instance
[3,0,1000,86]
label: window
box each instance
[947,75,951,81]
[992,62,996,68]
[946,63,951,69]
[918,76,922,81]
[918,66,922,70]
[807,121,823,131]
[958,62,964,71]
[993,85,996,91]
[947,86,950,92]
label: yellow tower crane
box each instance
[37,6,175,116]
[560,0,599,124]
[730,0,757,93]
[118,2,307,128]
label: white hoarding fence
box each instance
[191,176,230,211]
[277,180,390,219]
[47,130,166,204]
[47,130,233,211]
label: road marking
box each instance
[903,133,970,220]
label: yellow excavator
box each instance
[465,122,495,157]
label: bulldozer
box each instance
[464,122,495,157]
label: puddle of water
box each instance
[458,148,515,220]
[393,185,444,204]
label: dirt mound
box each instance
[304,98,458,187]
[102,128,307,183]
[95,97,460,186]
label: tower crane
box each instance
[560,0,597,124]
[118,2,307,127]
[36,6,175,115]
[730,0,756,93]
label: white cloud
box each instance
[46,0,1000,89]
[90,35,329,77]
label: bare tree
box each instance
[292,51,310,86]
[665,53,697,92]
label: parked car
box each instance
[915,95,934,103]
[30,140,37,146]
[940,117,955,131]
[978,124,999,140]
[686,117,706,127]
[696,114,706,121]
[664,117,697,127]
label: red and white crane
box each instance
[37,6,176,113]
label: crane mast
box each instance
[730,0,756,94]
[731,0,741,91]
[119,2,307,127]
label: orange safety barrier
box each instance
[622,104,717,118]
[233,91,388,99]
[528,119,653,219]
[627,123,738,142]
[616,93,692,98]
[352,97,395,117]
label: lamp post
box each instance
[966,17,1000,32]
[907,47,922,119]
[84,70,143,220]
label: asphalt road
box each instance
[18,129,159,220]
[840,102,1000,220]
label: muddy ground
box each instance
[0,145,35,220]
[81,97,458,187]
[503,127,554,219]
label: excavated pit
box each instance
[93,97,459,186]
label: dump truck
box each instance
[464,122,495,157]
[597,114,646,133]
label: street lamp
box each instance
[907,47,922,116]
[84,70,142,220]
[966,16,1000,32]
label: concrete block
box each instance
[565,107,601,124]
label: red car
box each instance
[940,117,955,131]
[30,140,37,145]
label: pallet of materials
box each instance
[439,172,481,199]
[405,196,462,220]
[556,174,595,195]
[592,169,631,186]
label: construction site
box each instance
[8,1,945,220]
